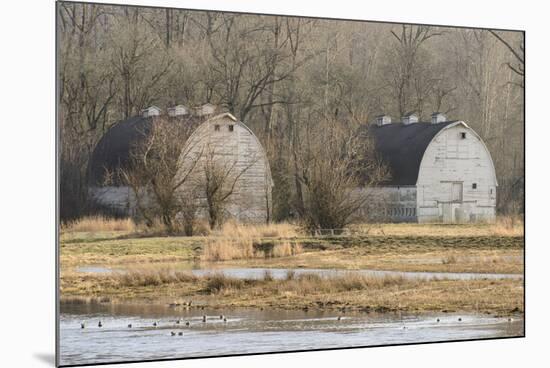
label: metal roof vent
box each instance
[375,115,392,126]
[431,112,447,124]
[194,103,216,117]
[141,106,161,118]
[402,112,418,125]
[167,105,189,117]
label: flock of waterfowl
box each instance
[79,314,231,336]
[79,314,512,334]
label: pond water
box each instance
[189,267,522,280]
[76,265,523,281]
[59,304,523,366]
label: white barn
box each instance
[88,107,272,224]
[176,113,273,223]
[360,113,497,223]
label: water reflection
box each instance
[76,265,523,281]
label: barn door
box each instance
[442,203,452,223]
[451,182,463,202]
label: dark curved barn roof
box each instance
[364,121,459,186]
[88,115,200,185]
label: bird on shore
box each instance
[223,317,227,323]
[508,318,514,322]
[81,323,85,329]
[98,321,102,328]
[128,323,132,328]
[185,321,190,326]
[188,301,192,307]
[337,316,342,321]
[202,315,207,323]
[219,315,224,320]
[178,332,183,336]
[153,321,158,327]
[171,331,176,336]
[176,319,181,324]
[436,318,440,323]
[458,318,462,322]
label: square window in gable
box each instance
[460,132,467,139]
[472,183,477,189]
[228,125,234,132]
[214,124,220,131]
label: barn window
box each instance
[228,125,234,132]
[460,132,467,139]
[214,124,220,131]
[472,183,477,189]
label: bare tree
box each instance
[58,2,118,220]
[488,30,524,88]
[385,25,443,117]
[203,14,301,121]
[58,4,525,221]
[109,14,173,118]
[200,145,259,229]
[296,121,389,231]
[117,116,201,233]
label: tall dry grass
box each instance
[491,216,524,237]
[201,272,413,295]
[112,268,197,287]
[62,216,137,233]
[279,272,411,293]
[201,238,303,261]
[218,221,300,238]
[201,221,302,261]
[351,216,524,237]
[205,273,249,292]
[272,241,303,257]
[202,238,257,261]
[62,217,300,238]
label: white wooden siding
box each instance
[355,186,417,222]
[416,123,497,223]
[176,114,272,223]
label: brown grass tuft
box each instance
[205,273,249,292]
[219,221,300,238]
[491,216,524,237]
[62,216,137,233]
[272,241,303,257]
[268,272,413,296]
[201,238,304,261]
[200,272,414,296]
[202,238,258,261]
[113,268,197,287]
[201,222,303,261]
[350,217,524,237]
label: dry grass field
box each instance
[60,217,523,273]
[60,268,523,315]
[59,216,524,315]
